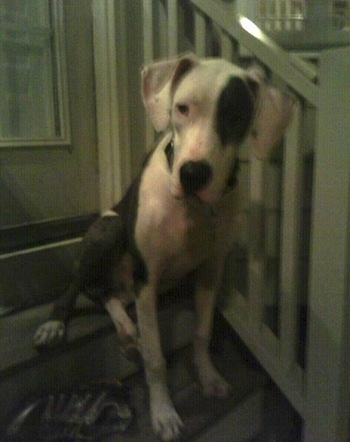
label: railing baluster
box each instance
[154,0,169,58]
[248,155,264,331]
[167,0,179,56]
[285,0,292,31]
[143,0,154,63]
[194,7,206,56]
[280,102,302,372]
[219,29,235,61]
[142,0,155,149]
[190,0,318,104]
[274,0,281,31]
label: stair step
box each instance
[0,293,196,427]
[196,390,264,441]
[103,333,267,441]
[1,303,268,437]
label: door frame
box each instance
[92,0,132,213]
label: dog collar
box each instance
[165,138,174,171]
[164,138,240,190]
[226,156,240,190]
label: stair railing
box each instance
[141,1,350,440]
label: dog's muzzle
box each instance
[179,160,213,195]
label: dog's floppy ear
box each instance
[141,53,199,132]
[247,67,295,160]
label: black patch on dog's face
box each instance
[216,76,255,146]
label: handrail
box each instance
[191,0,319,107]
[237,15,317,82]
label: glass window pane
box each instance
[0,0,61,140]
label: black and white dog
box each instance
[34,54,294,441]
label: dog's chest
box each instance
[136,192,216,281]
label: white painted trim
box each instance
[168,0,179,56]
[143,0,154,64]
[167,0,179,56]
[219,29,235,61]
[279,102,302,371]
[248,156,264,331]
[304,46,350,442]
[142,0,155,150]
[0,237,82,260]
[222,298,306,417]
[53,0,71,146]
[194,8,206,56]
[92,0,132,213]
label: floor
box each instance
[105,316,302,441]
[2,305,301,441]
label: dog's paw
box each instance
[33,320,66,348]
[150,382,184,441]
[201,370,231,398]
[196,359,231,398]
[151,397,184,441]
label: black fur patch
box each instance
[165,139,174,171]
[115,175,149,287]
[216,76,254,146]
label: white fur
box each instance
[102,209,119,217]
[133,54,294,440]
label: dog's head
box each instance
[142,53,294,204]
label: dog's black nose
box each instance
[180,160,212,194]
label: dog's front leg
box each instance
[136,283,183,441]
[194,260,230,398]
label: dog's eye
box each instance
[176,104,189,116]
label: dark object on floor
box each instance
[5,381,133,441]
